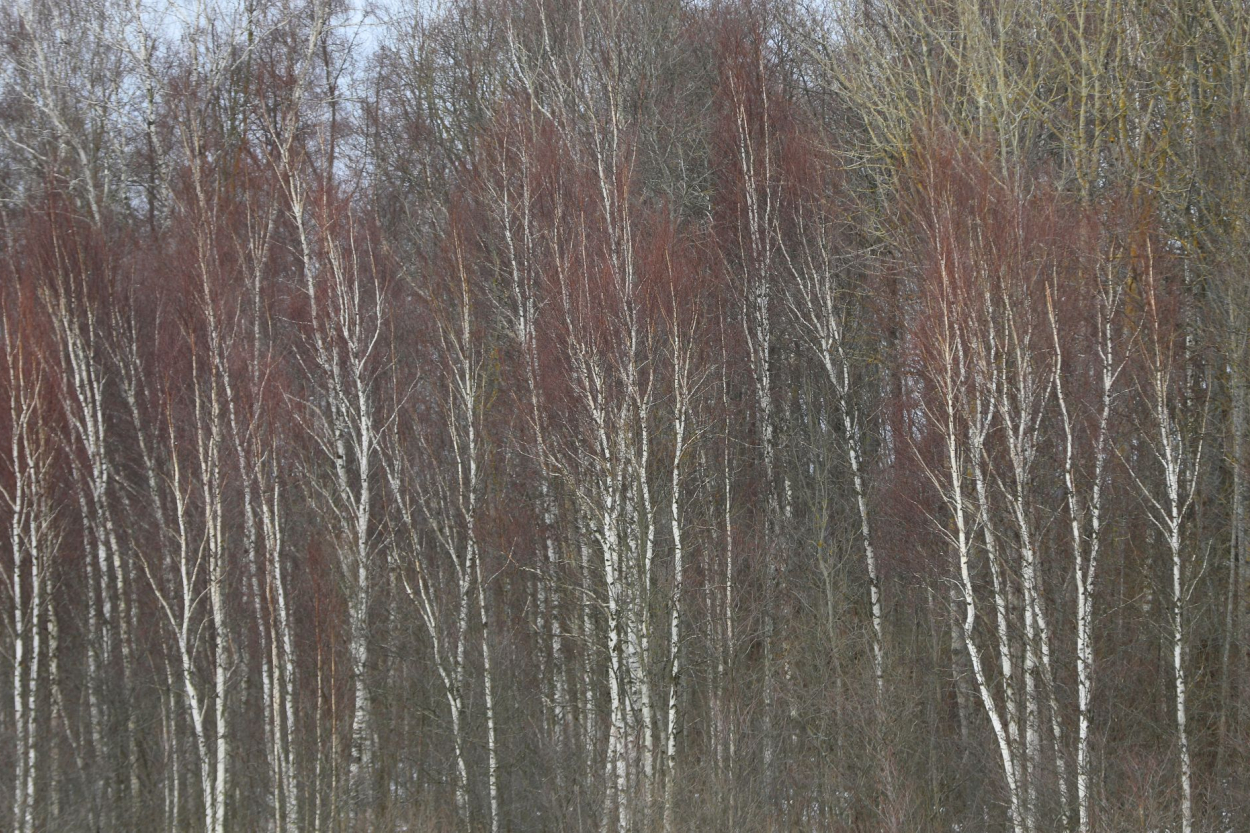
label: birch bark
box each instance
[3,300,55,833]
[1125,258,1205,833]
[1050,278,1123,833]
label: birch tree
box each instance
[2,281,58,833]
[294,204,388,819]
[1126,248,1207,833]
[781,161,885,703]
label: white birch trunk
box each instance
[1051,281,1120,833]
[1126,261,1204,833]
[50,286,142,820]
[662,345,689,833]
[4,316,52,833]
[780,199,885,704]
[22,511,44,833]
[949,424,1026,833]
[922,244,1027,833]
[1171,518,1194,833]
[728,55,780,787]
[476,553,501,833]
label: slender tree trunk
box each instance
[1171,516,1194,833]
[662,359,688,833]
[476,553,501,833]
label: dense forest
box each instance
[1,0,1249,830]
